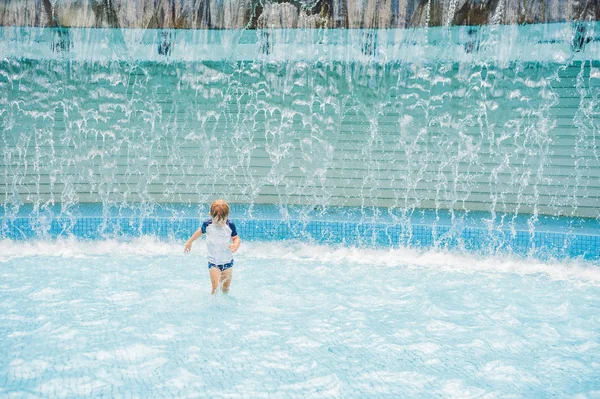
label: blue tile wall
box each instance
[1,213,599,260]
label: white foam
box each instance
[242,241,600,284]
[29,287,63,300]
[0,237,598,283]
[0,236,190,259]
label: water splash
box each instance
[0,237,598,282]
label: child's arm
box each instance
[229,235,241,253]
[184,228,203,253]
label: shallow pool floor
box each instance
[1,241,598,398]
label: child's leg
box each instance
[220,268,233,294]
[209,267,221,294]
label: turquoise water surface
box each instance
[1,239,599,398]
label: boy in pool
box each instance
[184,200,241,295]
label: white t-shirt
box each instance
[201,219,238,265]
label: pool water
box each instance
[1,238,598,398]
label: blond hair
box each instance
[210,199,230,226]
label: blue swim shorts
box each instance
[208,260,234,272]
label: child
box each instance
[184,200,241,294]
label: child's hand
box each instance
[229,242,240,253]
[184,241,192,253]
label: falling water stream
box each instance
[0,1,599,254]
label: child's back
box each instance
[203,218,236,265]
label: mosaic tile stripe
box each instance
[1,216,598,260]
